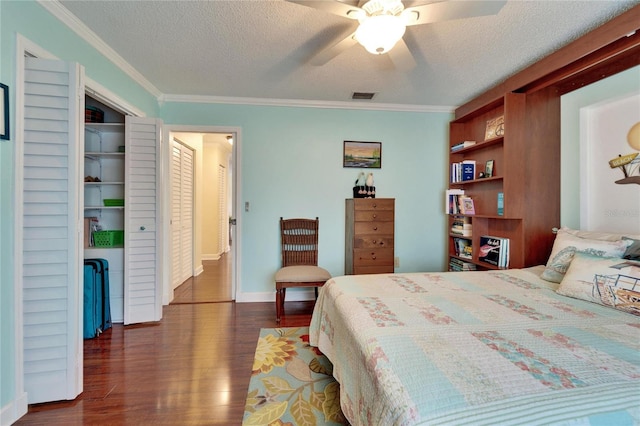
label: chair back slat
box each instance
[280,217,319,267]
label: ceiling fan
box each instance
[287,0,506,70]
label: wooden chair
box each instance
[275,217,331,322]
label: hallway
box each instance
[171,254,233,304]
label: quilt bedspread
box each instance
[308,267,640,425]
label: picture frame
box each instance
[343,140,381,168]
[484,115,504,140]
[0,83,9,140]
[485,159,494,178]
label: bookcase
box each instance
[447,91,560,270]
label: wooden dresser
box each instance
[345,198,395,275]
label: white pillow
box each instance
[557,251,640,316]
[541,228,631,283]
[562,227,640,242]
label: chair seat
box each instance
[275,265,331,283]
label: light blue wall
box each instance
[0,0,450,411]
[160,103,450,296]
[560,65,640,228]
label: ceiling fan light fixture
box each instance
[355,14,406,55]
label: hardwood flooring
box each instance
[15,257,314,425]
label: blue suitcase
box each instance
[83,258,112,338]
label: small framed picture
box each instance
[343,141,381,168]
[485,160,494,178]
[0,83,9,140]
[484,115,504,140]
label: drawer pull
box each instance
[372,240,377,244]
[373,214,377,218]
[373,227,378,231]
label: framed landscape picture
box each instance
[343,141,381,168]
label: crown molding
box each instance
[159,93,454,113]
[39,0,162,98]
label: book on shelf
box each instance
[446,189,465,214]
[451,216,472,236]
[451,140,476,152]
[461,160,476,181]
[497,192,504,216]
[458,195,475,215]
[449,257,477,271]
[478,236,509,268]
[453,237,472,258]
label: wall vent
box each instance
[352,92,376,100]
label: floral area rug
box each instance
[243,327,348,426]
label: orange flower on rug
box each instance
[243,327,348,426]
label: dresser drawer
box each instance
[353,248,394,266]
[353,198,394,211]
[353,265,394,274]
[354,221,394,236]
[354,210,394,222]
[354,236,393,249]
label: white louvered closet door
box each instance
[170,139,194,289]
[170,142,182,289]
[22,58,84,403]
[180,146,194,281]
[124,116,162,325]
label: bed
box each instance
[309,264,640,425]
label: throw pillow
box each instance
[541,228,631,283]
[562,227,640,242]
[557,251,640,316]
[623,237,640,261]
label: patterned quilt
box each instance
[309,267,640,425]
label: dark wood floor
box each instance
[172,255,234,304]
[16,257,314,425]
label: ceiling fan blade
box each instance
[286,0,363,19]
[403,0,506,26]
[309,31,359,65]
[387,39,416,71]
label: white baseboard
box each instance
[194,264,204,276]
[202,253,221,261]
[1,391,28,426]
[235,288,316,303]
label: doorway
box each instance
[163,128,238,304]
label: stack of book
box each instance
[449,258,477,271]
[451,218,472,237]
[451,160,477,182]
[450,140,476,152]
[478,236,510,268]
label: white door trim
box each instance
[161,125,241,305]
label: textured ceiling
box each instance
[57,0,639,108]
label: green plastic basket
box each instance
[93,230,124,247]
[103,199,124,207]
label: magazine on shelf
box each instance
[478,236,509,267]
[453,237,472,258]
[458,196,475,215]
